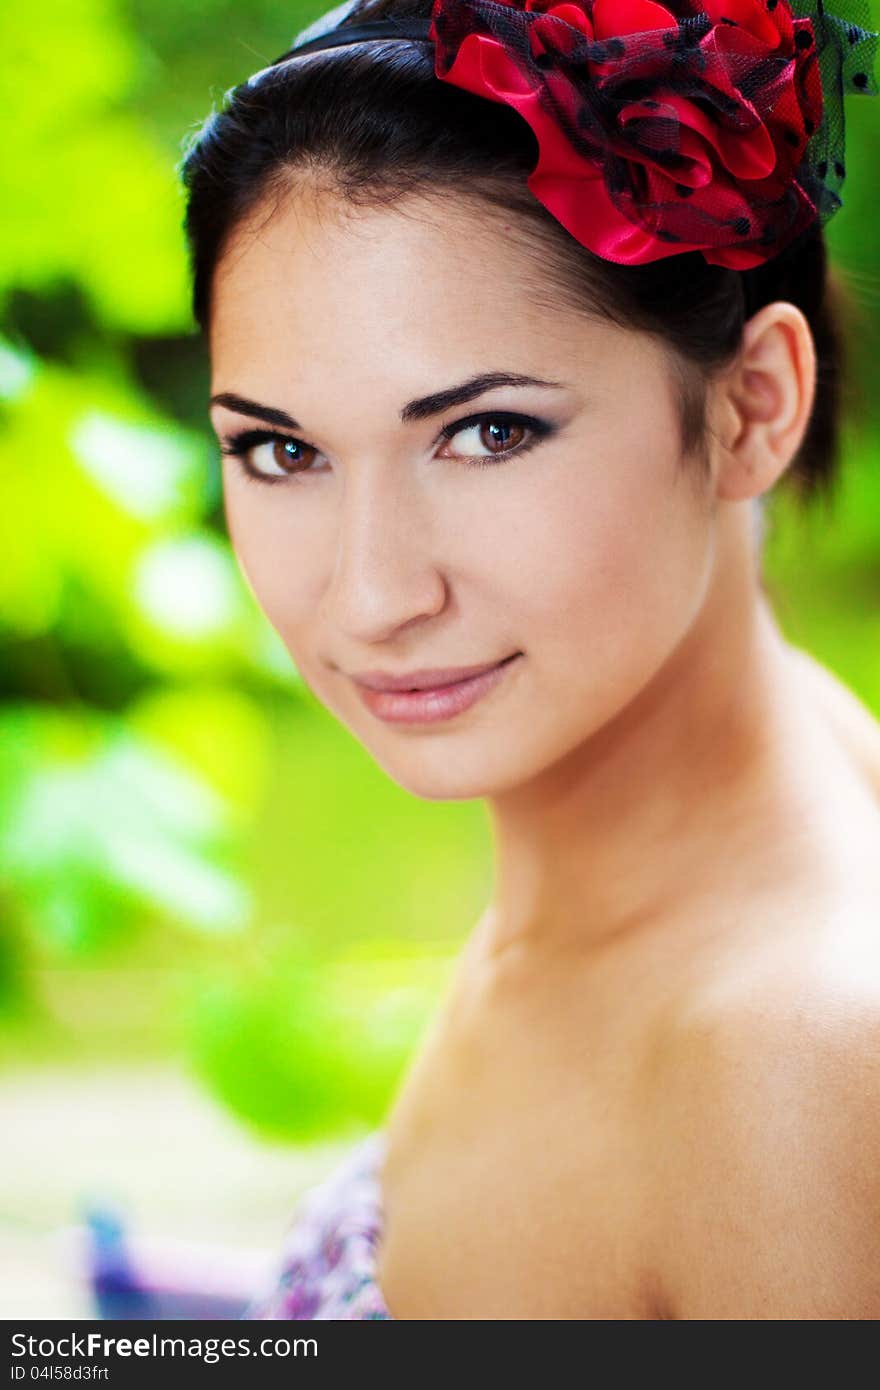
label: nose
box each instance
[320,463,448,644]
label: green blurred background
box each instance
[1,0,878,1181]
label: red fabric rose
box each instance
[427,0,824,268]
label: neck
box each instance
[480,507,821,963]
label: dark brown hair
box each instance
[180,0,859,510]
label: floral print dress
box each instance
[242,1130,393,1320]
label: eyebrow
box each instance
[209,371,567,431]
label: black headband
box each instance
[270,19,434,67]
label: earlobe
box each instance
[712,301,816,504]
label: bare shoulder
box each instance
[642,909,880,1319]
[787,642,880,793]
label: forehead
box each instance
[208,189,654,391]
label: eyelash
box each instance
[219,411,554,486]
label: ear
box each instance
[709,301,817,503]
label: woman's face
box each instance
[209,190,718,800]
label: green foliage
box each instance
[0,0,191,333]
[765,427,880,707]
[186,949,451,1141]
[0,704,251,952]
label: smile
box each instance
[352,653,522,725]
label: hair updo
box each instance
[180,0,860,514]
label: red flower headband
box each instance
[260,0,879,270]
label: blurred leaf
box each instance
[0,0,191,332]
[127,683,270,813]
[0,705,251,951]
[186,952,445,1141]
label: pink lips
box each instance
[351,658,513,691]
[352,653,521,724]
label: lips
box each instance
[351,654,520,692]
[351,653,522,725]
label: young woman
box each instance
[180,0,880,1318]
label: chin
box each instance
[361,737,537,803]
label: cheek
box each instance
[223,482,320,640]
[508,441,713,709]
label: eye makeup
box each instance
[219,410,558,485]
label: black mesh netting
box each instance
[427,0,879,265]
[267,1,878,268]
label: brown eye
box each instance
[221,429,320,482]
[258,437,316,477]
[439,416,532,462]
[269,439,316,478]
[479,420,528,453]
